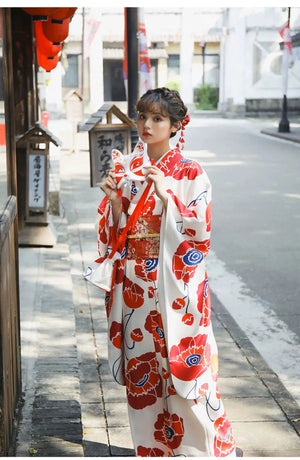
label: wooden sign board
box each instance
[89,126,130,187]
[28,153,46,208]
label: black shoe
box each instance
[236,447,243,457]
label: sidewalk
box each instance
[15,127,300,456]
[261,125,300,144]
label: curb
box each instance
[261,128,300,144]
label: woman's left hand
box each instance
[143,165,168,209]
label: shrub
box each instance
[194,84,219,110]
[163,78,180,92]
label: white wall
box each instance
[180,9,194,110]
[221,7,300,113]
[44,63,63,113]
[86,9,103,112]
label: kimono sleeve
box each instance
[97,196,114,259]
[97,185,131,259]
[166,161,211,253]
[157,162,216,400]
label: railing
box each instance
[0,196,21,455]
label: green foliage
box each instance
[194,84,219,110]
[161,80,219,110]
[163,78,180,92]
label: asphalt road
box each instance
[182,117,300,401]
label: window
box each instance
[168,54,180,81]
[62,54,79,88]
[193,54,220,88]
[103,60,126,101]
[150,59,158,88]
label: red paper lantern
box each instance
[35,22,62,57]
[22,8,59,20]
[42,17,70,44]
[37,49,59,72]
[49,8,77,21]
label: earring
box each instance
[176,114,190,150]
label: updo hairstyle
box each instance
[136,87,187,138]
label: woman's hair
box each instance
[136,87,188,137]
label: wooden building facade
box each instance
[0,7,61,455]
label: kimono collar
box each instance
[156,148,183,175]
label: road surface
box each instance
[184,117,300,403]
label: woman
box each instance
[98,87,238,457]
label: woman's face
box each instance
[136,104,179,150]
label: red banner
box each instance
[84,14,101,60]
[280,22,292,55]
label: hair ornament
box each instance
[176,113,190,150]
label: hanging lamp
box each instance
[37,48,60,72]
[49,8,77,21]
[22,8,59,21]
[35,21,62,57]
[42,17,70,44]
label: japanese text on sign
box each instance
[90,130,127,186]
[28,154,45,208]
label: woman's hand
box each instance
[100,169,122,227]
[143,165,168,209]
[100,169,120,203]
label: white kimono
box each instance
[97,148,236,457]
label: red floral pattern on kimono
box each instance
[154,409,184,449]
[137,446,165,457]
[126,352,163,410]
[169,334,211,381]
[145,311,167,358]
[214,414,236,457]
[96,147,236,457]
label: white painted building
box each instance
[41,7,300,118]
[219,7,300,116]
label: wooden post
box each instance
[0,7,22,455]
[2,8,18,198]
[125,7,139,148]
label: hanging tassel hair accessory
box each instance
[176,113,191,150]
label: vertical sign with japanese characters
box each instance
[90,128,129,187]
[28,153,45,208]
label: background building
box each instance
[41,7,300,119]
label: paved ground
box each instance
[184,115,300,405]
[15,117,300,457]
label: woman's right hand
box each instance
[100,169,120,203]
[100,169,122,227]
